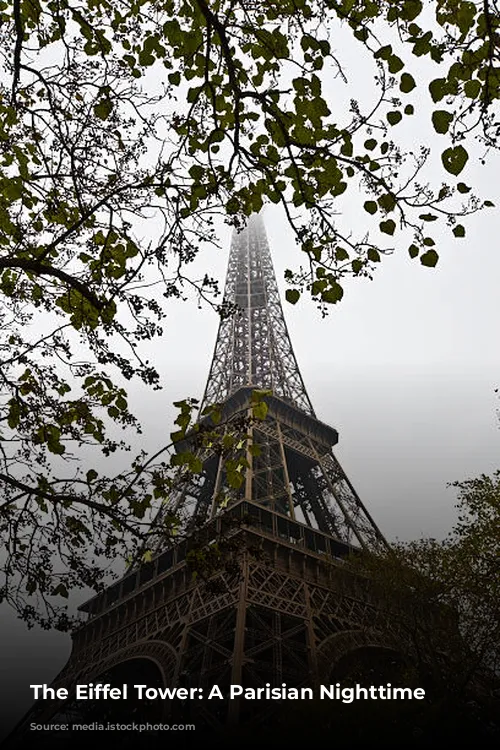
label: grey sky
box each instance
[2,11,500,742]
[157,194,500,543]
[3,186,499,738]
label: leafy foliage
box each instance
[0,0,499,627]
[0,0,498,308]
[350,471,500,709]
[0,387,261,629]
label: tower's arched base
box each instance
[9,507,406,746]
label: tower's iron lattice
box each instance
[11,215,397,743]
[202,214,314,415]
[167,214,385,550]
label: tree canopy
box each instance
[352,470,499,700]
[0,0,499,627]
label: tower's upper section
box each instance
[201,215,314,415]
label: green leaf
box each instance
[457,182,471,194]
[364,200,378,214]
[226,196,239,214]
[388,55,404,74]
[252,401,268,420]
[419,213,438,222]
[311,279,327,296]
[453,225,465,238]
[7,399,20,429]
[364,138,377,151]
[378,194,396,212]
[387,111,402,126]
[429,78,447,103]
[441,145,468,176]
[52,583,69,598]
[400,73,416,93]
[170,429,185,443]
[408,244,419,259]
[285,289,300,304]
[94,99,113,120]
[380,219,396,235]
[321,282,343,304]
[464,79,481,99]
[3,178,23,202]
[251,388,272,402]
[367,248,380,262]
[404,104,414,115]
[420,249,439,267]
[432,110,453,134]
[374,45,392,61]
[401,0,423,21]
[340,138,353,157]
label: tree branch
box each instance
[0,257,105,310]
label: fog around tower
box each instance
[1,25,500,741]
[2,184,499,739]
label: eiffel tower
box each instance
[11,215,395,744]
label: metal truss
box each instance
[17,528,402,734]
[8,216,393,744]
[173,387,386,552]
[201,215,314,415]
[193,216,387,551]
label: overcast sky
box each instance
[3,184,499,737]
[2,16,500,742]
[158,191,500,544]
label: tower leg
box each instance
[227,556,248,724]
